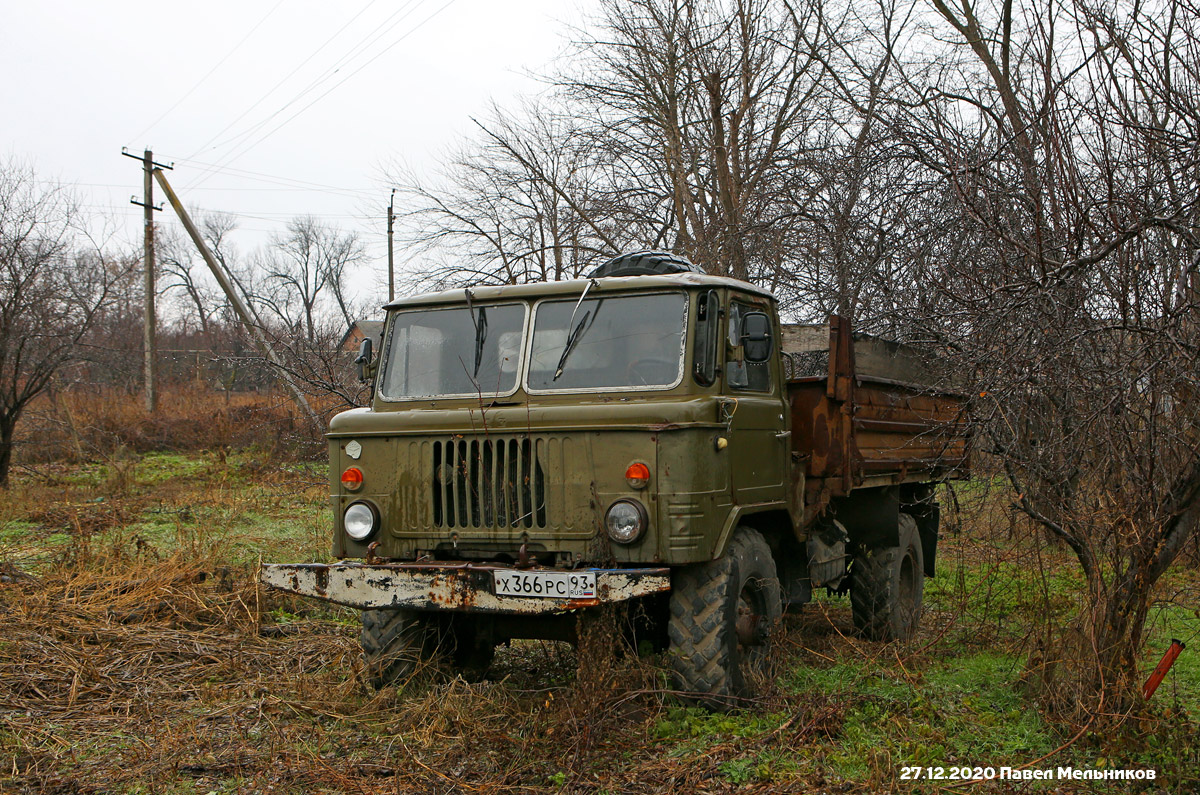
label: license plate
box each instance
[492,570,597,599]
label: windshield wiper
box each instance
[553,279,600,381]
[473,307,488,377]
[465,289,488,379]
[553,310,592,380]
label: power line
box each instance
[62,181,376,193]
[41,160,378,197]
[164,155,380,196]
[127,0,286,147]
[196,0,424,159]
[188,0,456,189]
[79,202,365,217]
[182,0,387,164]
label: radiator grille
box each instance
[432,437,547,529]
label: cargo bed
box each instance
[783,317,969,507]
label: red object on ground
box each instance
[1142,639,1185,700]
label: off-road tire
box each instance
[668,527,781,711]
[360,609,432,689]
[850,513,924,641]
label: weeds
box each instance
[0,454,1197,793]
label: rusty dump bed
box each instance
[783,317,969,497]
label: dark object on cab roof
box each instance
[588,250,704,278]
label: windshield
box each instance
[527,292,687,391]
[380,304,525,399]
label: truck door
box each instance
[723,299,789,505]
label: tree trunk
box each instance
[0,412,18,488]
[1087,578,1152,716]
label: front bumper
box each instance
[259,561,671,614]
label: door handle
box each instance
[775,431,791,440]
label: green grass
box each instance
[776,652,1056,781]
[0,520,41,543]
[717,750,800,784]
[135,451,213,483]
[644,650,1066,789]
[654,705,787,742]
[1143,603,1200,707]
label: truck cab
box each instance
[262,251,968,709]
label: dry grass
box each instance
[0,548,851,794]
[0,453,845,794]
[19,384,326,465]
[0,452,1196,793]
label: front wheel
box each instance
[850,512,924,641]
[360,609,434,689]
[668,527,781,711]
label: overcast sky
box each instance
[3,0,582,296]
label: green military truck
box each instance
[261,251,968,708]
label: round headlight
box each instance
[344,501,379,541]
[605,499,647,544]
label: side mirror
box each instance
[741,312,773,363]
[355,337,374,383]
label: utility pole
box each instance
[151,166,322,433]
[387,188,396,303]
[123,147,172,413]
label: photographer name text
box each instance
[900,766,1156,781]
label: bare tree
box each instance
[258,216,365,341]
[160,211,239,338]
[0,162,129,485]
[564,0,832,281]
[390,101,612,290]
[392,0,834,287]
[888,0,1200,717]
[263,315,372,411]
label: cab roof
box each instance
[382,273,777,310]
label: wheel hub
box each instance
[735,591,763,647]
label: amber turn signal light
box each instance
[625,462,650,489]
[341,467,364,491]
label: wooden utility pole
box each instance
[387,188,396,303]
[151,167,322,433]
[123,148,172,413]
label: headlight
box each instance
[605,499,647,544]
[344,501,379,541]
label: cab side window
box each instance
[726,300,772,392]
[692,290,719,386]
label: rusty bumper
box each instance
[259,561,671,614]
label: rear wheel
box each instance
[668,527,781,711]
[850,513,924,641]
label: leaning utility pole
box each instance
[150,167,322,433]
[387,188,396,303]
[123,148,172,413]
